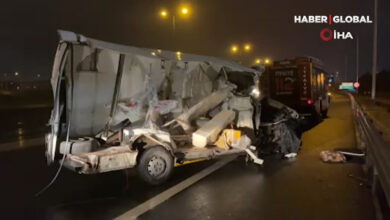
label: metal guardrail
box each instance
[349,94,390,207]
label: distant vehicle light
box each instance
[307,99,313,104]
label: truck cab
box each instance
[261,57,329,118]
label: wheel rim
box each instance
[147,156,166,177]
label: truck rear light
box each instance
[307,99,312,104]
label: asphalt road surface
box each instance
[0,93,376,220]
[0,106,50,144]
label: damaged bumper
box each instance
[64,146,138,174]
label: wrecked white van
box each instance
[46,30,298,185]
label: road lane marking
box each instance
[114,156,237,220]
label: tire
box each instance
[320,96,330,118]
[137,146,174,185]
[308,105,322,128]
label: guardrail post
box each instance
[349,93,390,208]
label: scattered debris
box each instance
[320,150,346,163]
[284,152,297,158]
[320,150,365,163]
[338,151,365,157]
[348,174,371,187]
[214,129,242,150]
[230,135,264,165]
[258,98,302,156]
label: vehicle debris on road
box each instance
[320,150,346,163]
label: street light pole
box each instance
[229,44,255,65]
[172,15,176,37]
[371,0,378,100]
[160,6,189,43]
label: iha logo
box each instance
[320,28,353,41]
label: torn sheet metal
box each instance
[224,96,254,129]
[114,100,178,124]
[47,30,264,169]
[57,30,259,73]
[71,70,116,135]
[236,111,253,128]
[53,30,261,139]
[131,128,172,143]
[165,89,231,132]
[171,63,214,104]
[66,146,138,174]
[230,135,264,165]
[59,137,100,155]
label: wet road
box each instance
[0,93,376,220]
[138,93,375,220]
[0,106,51,144]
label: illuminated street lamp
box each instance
[181,7,189,15]
[264,58,271,64]
[176,51,182,60]
[244,44,252,52]
[14,72,20,92]
[160,9,168,18]
[255,58,261,64]
[231,45,239,53]
[159,4,192,36]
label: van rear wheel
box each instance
[137,146,173,185]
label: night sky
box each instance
[1,0,389,82]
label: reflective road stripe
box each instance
[115,156,237,220]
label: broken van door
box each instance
[46,42,69,164]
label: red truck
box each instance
[261,57,330,118]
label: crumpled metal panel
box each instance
[66,146,138,174]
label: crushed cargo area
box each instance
[45,30,303,184]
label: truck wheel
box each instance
[137,146,174,185]
[320,97,329,118]
[321,109,328,118]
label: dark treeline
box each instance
[359,70,390,98]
